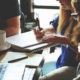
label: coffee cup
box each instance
[0,30,6,50]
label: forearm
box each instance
[43,27,56,34]
[60,36,78,53]
[4,26,20,37]
[51,34,70,44]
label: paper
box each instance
[6,30,42,48]
[1,51,28,62]
[1,51,43,67]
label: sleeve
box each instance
[6,0,21,19]
[50,16,59,30]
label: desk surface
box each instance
[0,51,43,67]
[0,30,50,80]
[0,47,50,67]
[0,30,50,67]
[0,47,50,80]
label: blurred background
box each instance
[19,0,60,29]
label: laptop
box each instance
[0,63,36,80]
[0,63,25,80]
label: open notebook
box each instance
[6,30,58,52]
[0,51,43,67]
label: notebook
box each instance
[0,51,43,67]
[6,30,59,52]
[6,30,42,48]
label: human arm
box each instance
[75,44,80,61]
[42,34,70,44]
[42,33,78,53]
[4,16,20,37]
[3,0,21,37]
[33,25,55,38]
[33,16,59,38]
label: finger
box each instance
[33,28,36,33]
[33,28,40,34]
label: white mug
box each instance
[0,30,6,50]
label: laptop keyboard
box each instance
[0,64,8,80]
[23,67,36,80]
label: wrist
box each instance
[67,38,71,45]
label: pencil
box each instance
[8,56,28,63]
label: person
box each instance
[0,0,21,37]
[72,44,80,80]
[33,0,80,80]
[71,0,80,80]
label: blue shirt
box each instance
[50,17,79,68]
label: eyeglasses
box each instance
[71,12,79,21]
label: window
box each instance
[33,0,60,28]
[34,0,60,6]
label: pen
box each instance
[8,56,28,63]
[36,17,42,31]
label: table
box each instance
[0,30,50,80]
[0,47,50,66]
[0,47,50,80]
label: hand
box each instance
[42,34,60,44]
[76,44,80,61]
[42,34,70,44]
[33,27,44,38]
[75,53,80,61]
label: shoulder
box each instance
[50,16,59,25]
[50,16,59,28]
[2,0,19,7]
[4,0,20,19]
